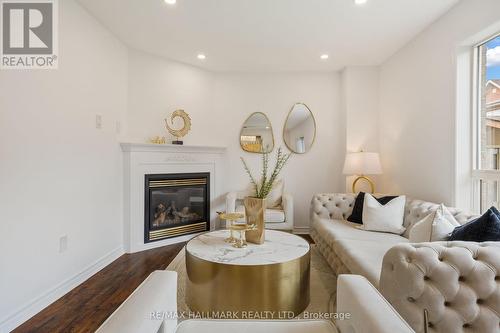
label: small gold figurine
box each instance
[149,136,166,144]
[217,212,245,244]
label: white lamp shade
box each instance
[343,152,382,175]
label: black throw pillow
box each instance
[347,192,398,224]
[448,206,500,242]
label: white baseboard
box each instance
[293,226,310,234]
[0,246,124,333]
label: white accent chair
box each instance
[97,270,415,333]
[225,189,294,231]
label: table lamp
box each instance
[343,151,382,193]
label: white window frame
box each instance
[471,32,500,213]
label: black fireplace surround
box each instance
[144,173,210,243]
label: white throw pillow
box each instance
[265,179,284,208]
[409,204,460,242]
[360,194,406,234]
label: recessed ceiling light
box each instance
[320,54,329,60]
[197,54,206,60]
[354,0,367,5]
[164,0,176,5]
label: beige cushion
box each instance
[403,199,475,237]
[266,179,284,208]
[236,205,285,223]
[360,194,406,234]
[409,204,460,242]
[333,238,408,287]
[313,218,408,245]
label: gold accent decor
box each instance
[149,136,166,144]
[186,243,310,318]
[165,109,191,142]
[283,102,317,154]
[149,222,206,241]
[148,178,207,188]
[352,175,375,194]
[217,212,245,244]
[240,112,275,153]
[244,197,265,244]
[423,309,429,333]
[228,223,257,248]
[217,212,244,221]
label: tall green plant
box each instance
[241,147,291,198]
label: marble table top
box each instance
[186,229,310,266]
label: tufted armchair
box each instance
[380,242,500,333]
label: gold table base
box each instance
[186,247,310,318]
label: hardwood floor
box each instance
[13,233,312,333]
[13,242,185,333]
[298,233,314,244]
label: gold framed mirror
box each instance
[283,103,316,154]
[240,112,275,153]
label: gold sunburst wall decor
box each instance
[165,109,191,145]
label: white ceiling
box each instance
[77,0,459,72]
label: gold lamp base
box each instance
[352,175,375,194]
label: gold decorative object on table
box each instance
[240,147,291,244]
[228,223,257,248]
[165,109,191,145]
[149,136,166,144]
[244,197,265,244]
[217,212,245,244]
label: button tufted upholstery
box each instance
[310,194,476,232]
[401,200,475,238]
[310,193,497,333]
[310,193,357,221]
[380,242,500,333]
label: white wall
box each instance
[213,72,343,231]
[0,0,127,331]
[126,50,343,231]
[379,0,500,206]
[341,67,380,192]
[127,49,215,144]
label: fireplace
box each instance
[144,173,210,243]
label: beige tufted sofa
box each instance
[310,193,500,333]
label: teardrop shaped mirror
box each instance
[240,112,275,153]
[283,103,316,154]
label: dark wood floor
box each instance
[13,242,185,333]
[13,234,312,333]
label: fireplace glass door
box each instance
[145,173,209,242]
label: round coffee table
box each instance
[185,229,310,318]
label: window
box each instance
[473,34,500,212]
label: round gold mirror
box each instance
[240,112,274,153]
[283,103,316,154]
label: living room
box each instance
[1,0,499,332]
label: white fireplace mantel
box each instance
[120,142,227,154]
[121,142,227,253]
